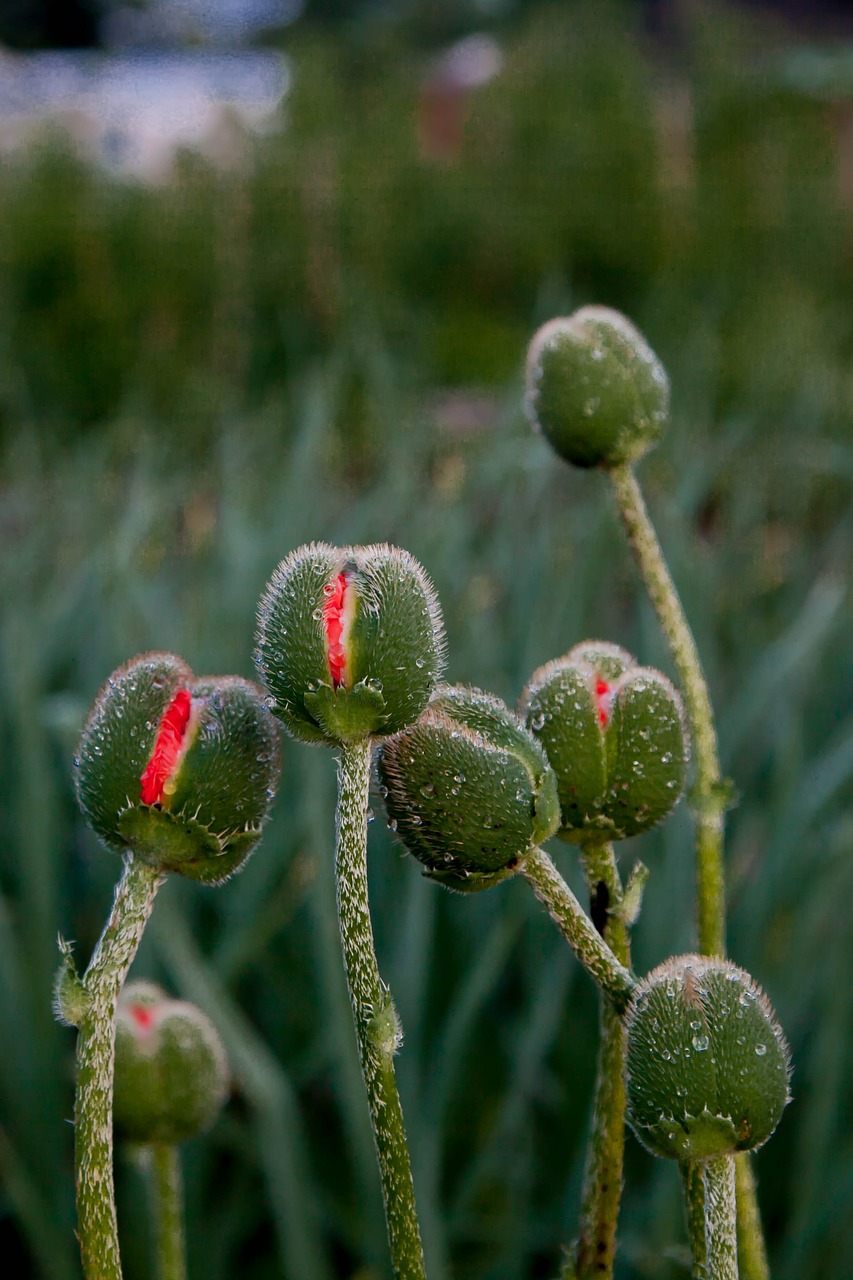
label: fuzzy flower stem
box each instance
[522,848,635,1013]
[574,841,630,1280]
[704,1156,739,1280]
[336,738,426,1280]
[75,854,163,1280]
[148,1144,187,1280]
[681,1161,708,1279]
[608,464,766,1279]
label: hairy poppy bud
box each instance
[525,307,669,470]
[521,641,688,842]
[255,542,445,745]
[75,653,280,884]
[113,981,229,1146]
[378,685,560,892]
[625,955,791,1163]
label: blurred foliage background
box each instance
[1,1,852,1277]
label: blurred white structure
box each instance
[0,49,290,178]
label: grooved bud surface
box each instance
[76,653,280,883]
[521,641,688,841]
[255,542,446,744]
[625,955,791,1162]
[526,307,669,469]
[378,685,560,891]
[113,982,229,1146]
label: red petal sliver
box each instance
[594,677,611,728]
[140,688,193,805]
[323,572,350,688]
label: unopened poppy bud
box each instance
[255,542,445,745]
[378,685,560,892]
[521,641,688,842]
[113,981,229,1146]
[75,653,280,884]
[525,307,669,470]
[625,955,791,1162]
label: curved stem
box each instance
[148,1144,186,1280]
[521,847,635,1013]
[75,855,163,1280]
[575,842,629,1280]
[608,465,766,1278]
[608,463,725,957]
[336,739,426,1280]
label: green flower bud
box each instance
[525,307,669,470]
[75,653,280,884]
[113,981,229,1146]
[625,955,791,1163]
[255,542,446,745]
[521,641,688,842]
[378,685,560,892]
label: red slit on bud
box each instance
[129,1004,154,1030]
[140,689,193,805]
[323,572,350,688]
[594,677,611,728]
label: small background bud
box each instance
[378,685,560,891]
[521,641,688,841]
[256,542,446,744]
[113,981,229,1146]
[76,654,280,883]
[526,306,669,469]
[625,955,791,1163]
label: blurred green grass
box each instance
[0,2,852,1277]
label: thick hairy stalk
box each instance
[336,739,426,1279]
[575,842,630,1280]
[522,848,635,1014]
[148,1145,187,1280]
[75,855,163,1280]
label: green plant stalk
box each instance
[681,1161,708,1279]
[575,841,630,1280]
[147,1144,187,1280]
[75,854,163,1280]
[704,1156,739,1280]
[522,848,635,1013]
[608,463,766,1278]
[336,739,426,1280]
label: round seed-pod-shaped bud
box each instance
[113,981,229,1146]
[255,542,446,746]
[525,307,669,470]
[75,653,280,884]
[625,955,791,1163]
[521,640,688,842]
[378,684,560,892]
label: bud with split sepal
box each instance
[525,306,669,470]
[521,641,688,842]
[625,954,791,1163]
[113,981,229,1146]
[378,684,560,892]
[255,542,445,745]
[75,652,280,884]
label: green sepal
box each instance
[522,643,688,842]
[420,862,521,894]
[304,679,389,742]
[625,955,791,1163]
[525,306,669,470]
[113,981,229,1147]
[378,685,560,884]
[75,655,279,883]
[256,542,446,745]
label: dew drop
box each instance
[692,1034,709,1052]
[755,1043,767,1056]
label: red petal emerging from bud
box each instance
[140,689,193,805]
[323,572,351,688]
[595,677,611,728]
[129,1003,155,1031]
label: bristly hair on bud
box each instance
[520,640,688,842]
[255,541,446,746]
[625,954,791,1163]
[525,306,669,471]
[75,653,280,884]
[378,684,560,892]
